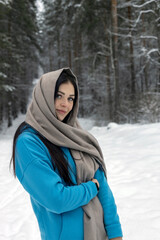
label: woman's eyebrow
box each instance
[58,91,75,96]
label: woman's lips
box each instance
[56,109,67,115]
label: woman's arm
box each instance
[94,168,123,240]
[15,133,98,214]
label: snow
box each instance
[140,36,158,40]
[36,0,44,13]
[0,0,11,4]
[0,72,7,79]
[133,0,156,8]
[0,114,160,239]
[2,85,15,92]
[133,10,156,28]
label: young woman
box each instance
[10,68,123,240]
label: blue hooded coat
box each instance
[15,126,123,240]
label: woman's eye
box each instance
[56,94,62,99]
[68,97,74,102]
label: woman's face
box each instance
[55,81,75,121]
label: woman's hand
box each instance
[91,178,99,187]
[110,238,123,240]
[91,178,100,191]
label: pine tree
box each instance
[0,0,39,128]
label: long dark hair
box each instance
[10,71,78,185]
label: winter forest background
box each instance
[0,0,160,129]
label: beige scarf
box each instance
[25,68,108,240]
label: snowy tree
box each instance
[0,0,39,128]
[7,0,158,126]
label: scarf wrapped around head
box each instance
[25,68,108,240]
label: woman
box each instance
[11,68,123,240]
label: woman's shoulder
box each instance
[15,125,52,179]
[20,124,39,136]
[16,125,46,151]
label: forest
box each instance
[0,0,160,128]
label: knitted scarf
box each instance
[25,68,108,240]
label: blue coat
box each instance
[15,126,123,240]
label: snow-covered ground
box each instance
[0,114,160,240]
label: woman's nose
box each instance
[60,98,68,106]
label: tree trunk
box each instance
[7,99,12,127]
[106,55,112,121]
[68,37,72,69]
[57,30,61,69]
[155,1,160,92]
[48,41,53,71]
[66,21,72,69]
[73,27,78,76]
[111,0,119,121]
[127,3,136,96]
[73,29,84,116]
[142,0,148,91]
[7,12,12,127]
[0,91,3,125]
[104,18,112,121]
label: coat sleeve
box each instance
[94,168,123,240]
[15,133,98,214]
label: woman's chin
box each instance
[57,115,65,122]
